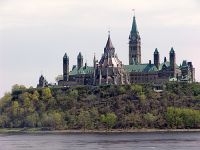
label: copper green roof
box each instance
[124,64,158,73]
[69,66,94,76]
[131,16,138,34]
[159,61,179,70]
[129,16,140,41]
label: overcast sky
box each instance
[0,0,200,97]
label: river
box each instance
[0,132,200,150]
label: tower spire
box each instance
[131,15,138,36]
[104,31,115,54]
[129,11,141,65]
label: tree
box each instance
[77,110,92,130]
[143,113,157,128]
[41,112,64,129]
[12,84,26,92]
[0,114,9,128]
[42,87,52,100]
[0,92,12,113]
[25,113,39,127]
[100,112,117,130]
[89,107,100,129]
[11,101,19,117]
[31,91,40,101]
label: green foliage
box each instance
[1,82,200,130]
[143,113,157,128]
[42,87,52,100]
[41,112,64,129]
[166,107,200,128]
[0,114,9,128]
[12,84,26,92]
[130,84,143,95]
[25,113,39,127]
[77,110,92,130]
[100,112,117,129]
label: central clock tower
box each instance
[129,15,141,65]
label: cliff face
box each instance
[1,83,200,130]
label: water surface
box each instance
[0,132,200,150]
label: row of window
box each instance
[130,76,157,81]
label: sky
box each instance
[0,0,200,97]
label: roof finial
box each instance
[132,9,135,16]
[108,30,110,37]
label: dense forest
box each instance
[1,82,200,130]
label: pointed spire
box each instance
[170,47,175,53]
[129,12,140,41]
[154,48,159,54]
[63,53,68,58]
[131,16,138,34]
[105,31,114,49]
[77,52,83,58]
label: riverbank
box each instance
[1,128,200,134]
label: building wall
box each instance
[129,72,158,84]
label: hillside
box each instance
[1,83,200,130]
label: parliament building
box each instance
[37,15,195,88]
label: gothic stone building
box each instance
[38,15,195,87]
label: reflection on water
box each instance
[0,132,200,150]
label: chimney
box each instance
[149,60,151,65]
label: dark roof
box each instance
[182,60,188,67]
[105,35,114,50]
[77,52,83,58]
[154,48,159,54]
[63,53,68,58]
[170,47,175,53]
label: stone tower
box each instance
[129,15,141,65]
[63,53,69,81]
[77,52,83,70]
[170,47,176,77]
[154,48,160,69]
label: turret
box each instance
[63,53,69,81]
[37,75,48,88]
[154,48,160,69]
[129,15,141,65]
[170,47,176,77]
[77,52,83,70]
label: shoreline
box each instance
[1,128,200,134]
